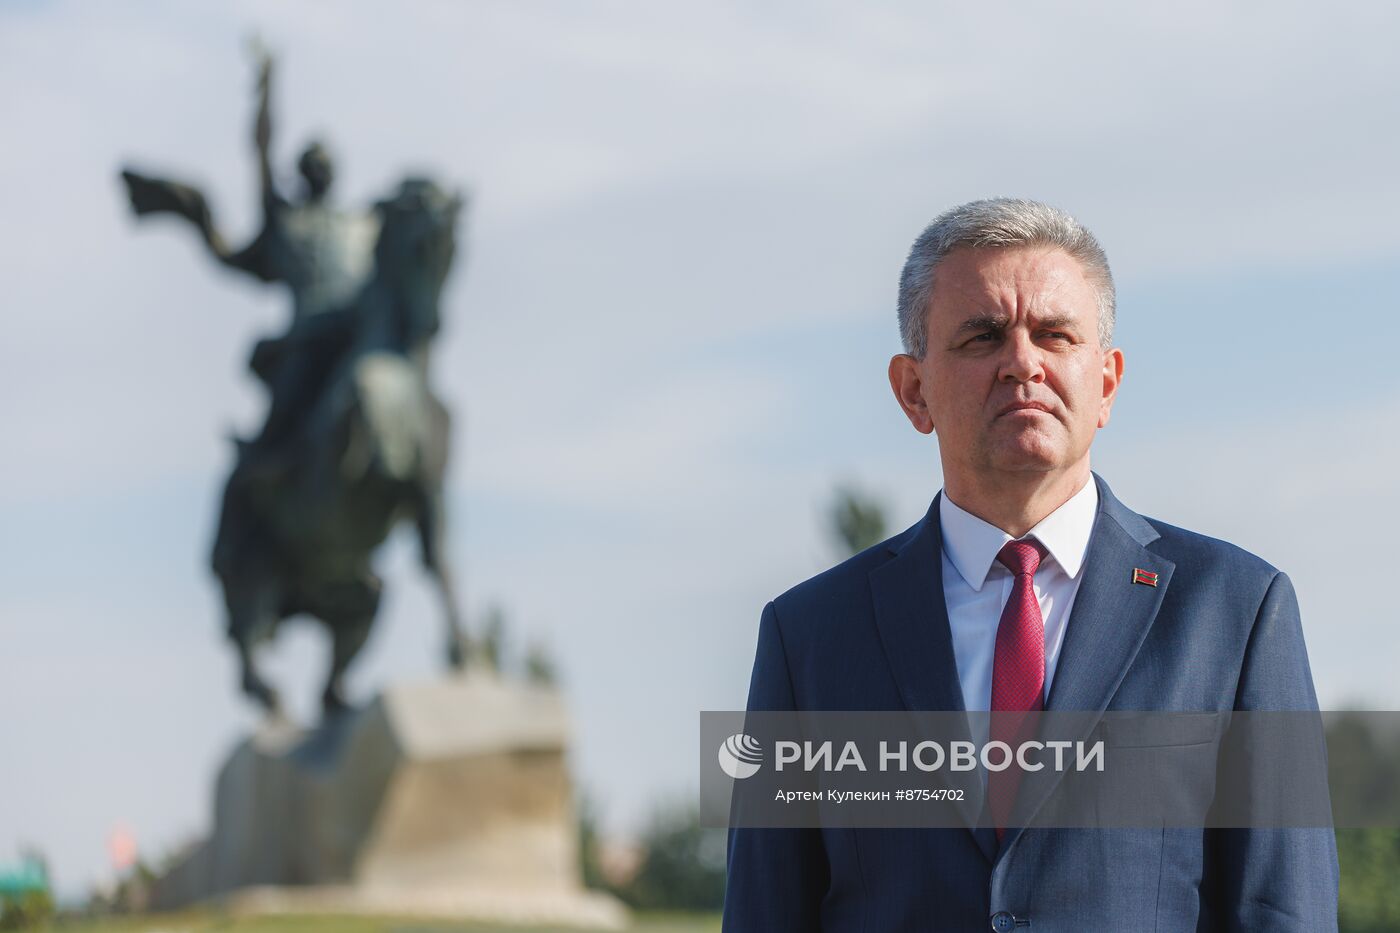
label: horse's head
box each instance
[372,177,465,347]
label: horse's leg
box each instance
[319,570,382,716]
[321,615,371,716]
[415,480,470,670]
[223,576,283,714]
[213,467,285,714]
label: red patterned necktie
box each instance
[989,537,1047,842]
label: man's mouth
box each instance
[996,401,1055,418]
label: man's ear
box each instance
[889,354,935,435]
[1097,347,1125,428]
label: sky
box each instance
[2,0,1398,900]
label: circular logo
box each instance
[718,733,763,779]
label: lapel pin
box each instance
[1132,568,1159,587]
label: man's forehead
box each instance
[928,245,1096,324]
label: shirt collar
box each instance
[938,476,1099,591]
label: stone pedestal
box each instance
[152,672,625,928]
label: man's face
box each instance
[889,245,1123,485]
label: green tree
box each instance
[828,483,888,557]
[1328,712,1400,932]
[0,889,53,931]
[1338,829,1400,932]
[616,802,726,911]
[576,791,610,892]
[0,850,52,931]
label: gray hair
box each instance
[896,198,1116,358]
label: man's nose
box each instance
[997,331,1045,384]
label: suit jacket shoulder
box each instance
[1134,511,1290,653]
[771,524,914,625]
[757,522,926,711]
[1140,513,1278,580]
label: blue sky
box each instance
[2,0,1398,899]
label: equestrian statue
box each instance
[120,50,472,716]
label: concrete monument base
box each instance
[151,671,626,929]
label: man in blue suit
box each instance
[722,198,1339,931]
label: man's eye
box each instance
[970,332,996,343]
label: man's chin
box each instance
[984,441,1065,474]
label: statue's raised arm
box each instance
[120,49,279,281]
[252,47,286,217]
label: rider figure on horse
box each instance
[123,50,379,477]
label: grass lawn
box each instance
[48,912,720,933]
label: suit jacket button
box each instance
[990,911,1016,932]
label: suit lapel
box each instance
[868,494,966,715]
[1043,480,1173,714]
[995,473,1176,861]
[868,493,997,863]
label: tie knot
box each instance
[997,538,1046,577]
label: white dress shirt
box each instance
[939,476,1099,714]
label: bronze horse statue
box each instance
[122,54,471,716]
[210,178,469,715]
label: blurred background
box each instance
[2,0,1398,928]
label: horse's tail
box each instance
[339,352,445,484]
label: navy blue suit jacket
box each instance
[723,473,1338,932]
